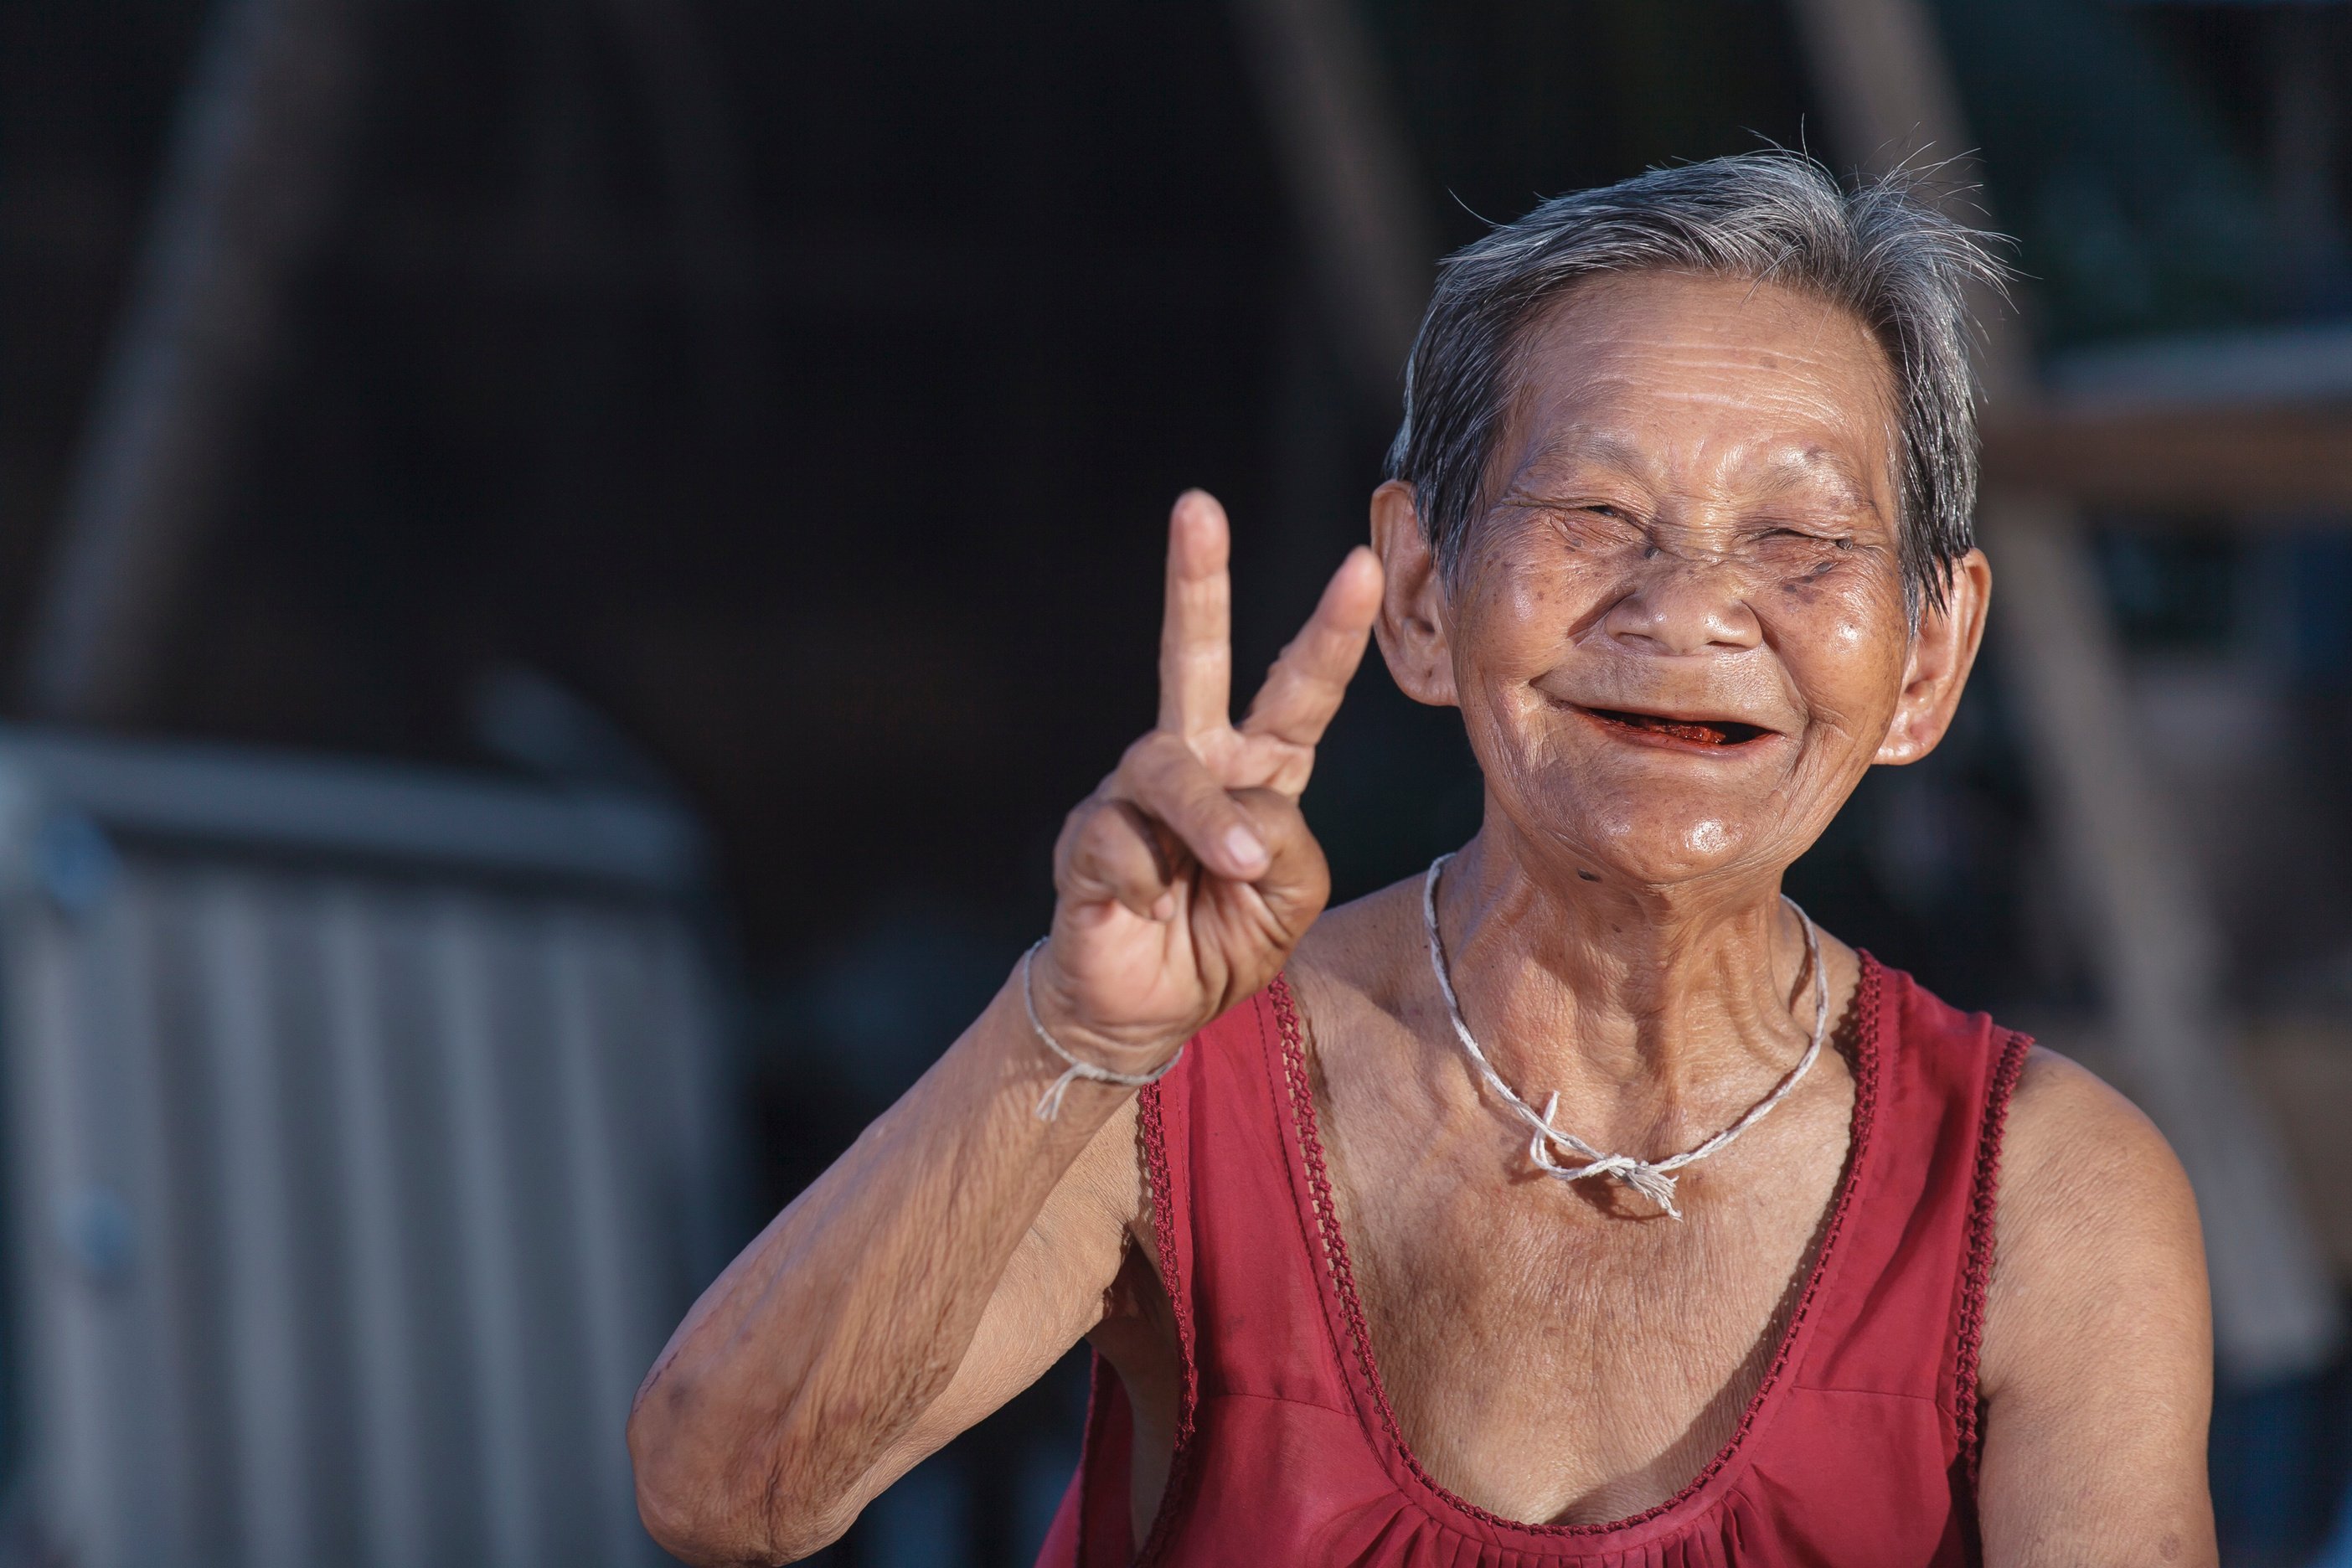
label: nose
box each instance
[1599,554,1763,655]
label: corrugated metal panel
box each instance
[0,735,728,1568]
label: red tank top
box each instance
[1036,956,2030,1567]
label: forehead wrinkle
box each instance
[1488,276,1905,524]
[1505,419,1880,522]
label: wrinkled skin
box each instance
[627,271,2215,1568]
[1388,271,1957,900]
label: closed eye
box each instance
[1576,502,1650,530]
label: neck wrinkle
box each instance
[1434,831,1817,1112]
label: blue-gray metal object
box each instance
[0,727,732,1568]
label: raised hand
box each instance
[1035,490,1384,1065]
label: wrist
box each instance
[1021,941,1189,1119]
[1024,940,1190,1069]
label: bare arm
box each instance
[626,493,1383,1565]
[1976,1048,2216,1567]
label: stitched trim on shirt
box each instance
[1271,961,1884,1540]
[1955,1028,2032,1489]
[1134,1043,1200,1564]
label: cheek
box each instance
[1775,575,1911,730]
[1455,540,1608,672]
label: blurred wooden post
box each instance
[1788,0,2339,1378]
[1226,0,1428,390]
[596,0,776,436]
[1226,0,1431,652]
[20,0,372,726]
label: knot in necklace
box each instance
[1421,854,1828,1220]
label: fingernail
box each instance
[1225,826,1267,871]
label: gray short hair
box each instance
[1385,151,2005,614]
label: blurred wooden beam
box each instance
[596,0,776,443]
[1984,403,2352,514]
[1787,0,2341,1379]
[338,210,1265,317]
[19,0,374,726]
[1226,0,1429,397]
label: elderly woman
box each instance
[628,153,2213,1566]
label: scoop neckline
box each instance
[1266,956,1884,1544]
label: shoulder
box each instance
[1996,1048,2199,1261]
[2002,1045,2169,1154]
[1287,874,1426,1028]
[1978,1045,2209,1398]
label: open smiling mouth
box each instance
[1581,706,1772,748]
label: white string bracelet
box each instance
[1022,938,1185,1120]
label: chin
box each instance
[1535,798,1771,889]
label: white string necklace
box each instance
[1421,854,1828,1220]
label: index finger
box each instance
[1157,491,1233,738]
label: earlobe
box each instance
[1873,711,1931,766]
[1872,648,1951,766]
[1873,548,1993,766]
[1369,481,1460,708]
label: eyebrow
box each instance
[1529,429,1650,477]
[1495,429,1654,502]
[1755,446,1883,518]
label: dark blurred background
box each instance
[6,2,2352,1565]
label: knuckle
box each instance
[1116,732,1184,792]
[1075,802,1135,858]
[1142,730,1195,771]
[1055,795,1106,860]
[1168,787,1234,838]
[1137,762,1213,820]
[1232,787,1305,838]
[1060,810,1124,881]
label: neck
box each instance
[1431,823,1818,1110]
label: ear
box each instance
[1369,480,1460,708]
[1875,548,1992,766]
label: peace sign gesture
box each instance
[1034,491,1385,1067]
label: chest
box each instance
[1317,1067,1856,1524]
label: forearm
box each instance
[627,964,1137,1564]
[625,495,1372,1564]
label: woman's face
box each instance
[1375,269,1988,893]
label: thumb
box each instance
[1222,787,1331,955]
